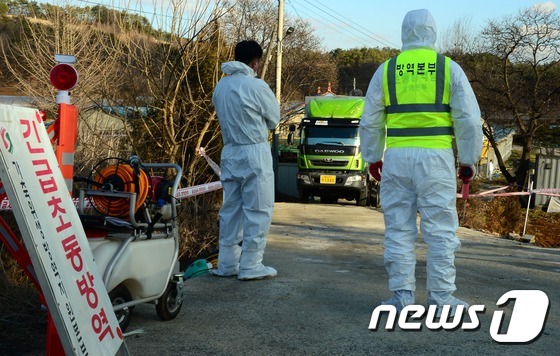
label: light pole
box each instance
[276,0,285,104]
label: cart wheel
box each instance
[156,282,183,321]
[109,284,134,331]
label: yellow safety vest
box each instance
[382,49,453,148]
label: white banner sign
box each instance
[0,104,124,355]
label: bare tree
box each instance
[281,19,338,101]
[107,0,232,186]
[221,0,337,103]
[464,5,560,188]
[221,0,276,45]
[438,16,479,56]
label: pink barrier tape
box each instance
[0,181,223,210]
[457,186,560,199]
[476,186,510,195]
[533,192,560,198]
[458,191,530,198]
[534,188,560,195]
[175,181,222,199]
[197,147,221,177]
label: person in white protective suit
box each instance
[359,9,483,315]
[487,159,495,180]
[211,40,281,280]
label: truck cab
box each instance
[289,96,377,206]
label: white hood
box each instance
[401,9,437,51]
[221,61,256,77]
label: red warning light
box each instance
[49,63,78,91]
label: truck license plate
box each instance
[320,175,336,184]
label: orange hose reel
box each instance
[91,164,150,217]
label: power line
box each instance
[289,0,398,49]
[77,0,397,50]
[306,0,399,48]
[285,0,305,23]
[298,0,396,48]
[287,0,373,48]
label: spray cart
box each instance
[75,156,186,331]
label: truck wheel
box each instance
[370,192,379,207]
[356,188,367,206]
[369,182,380,208]
[299,190,310,203]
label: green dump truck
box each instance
[288,96,378,206]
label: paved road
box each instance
[124,202,560,355]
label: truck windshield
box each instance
[302,126,359,146]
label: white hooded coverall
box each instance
[359,10,483,299]
[212,61,280,278]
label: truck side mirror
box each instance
[287,133,294,146]
[289,124,296,132]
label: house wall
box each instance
[534,155,560,206]
[484,133,514,164]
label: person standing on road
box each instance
[487,159,495,180]
[359,9,483,315]
[211,40,281,280]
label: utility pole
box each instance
[273,0,285,202]
[276,0,284,104]
[260,25,277,80]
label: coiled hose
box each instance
[91,164,149,218]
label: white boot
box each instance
[238,265,277,280]
[237,250,277,280]
[380,290,415,312]
[212,244,241,277]
[427,291,469,317]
